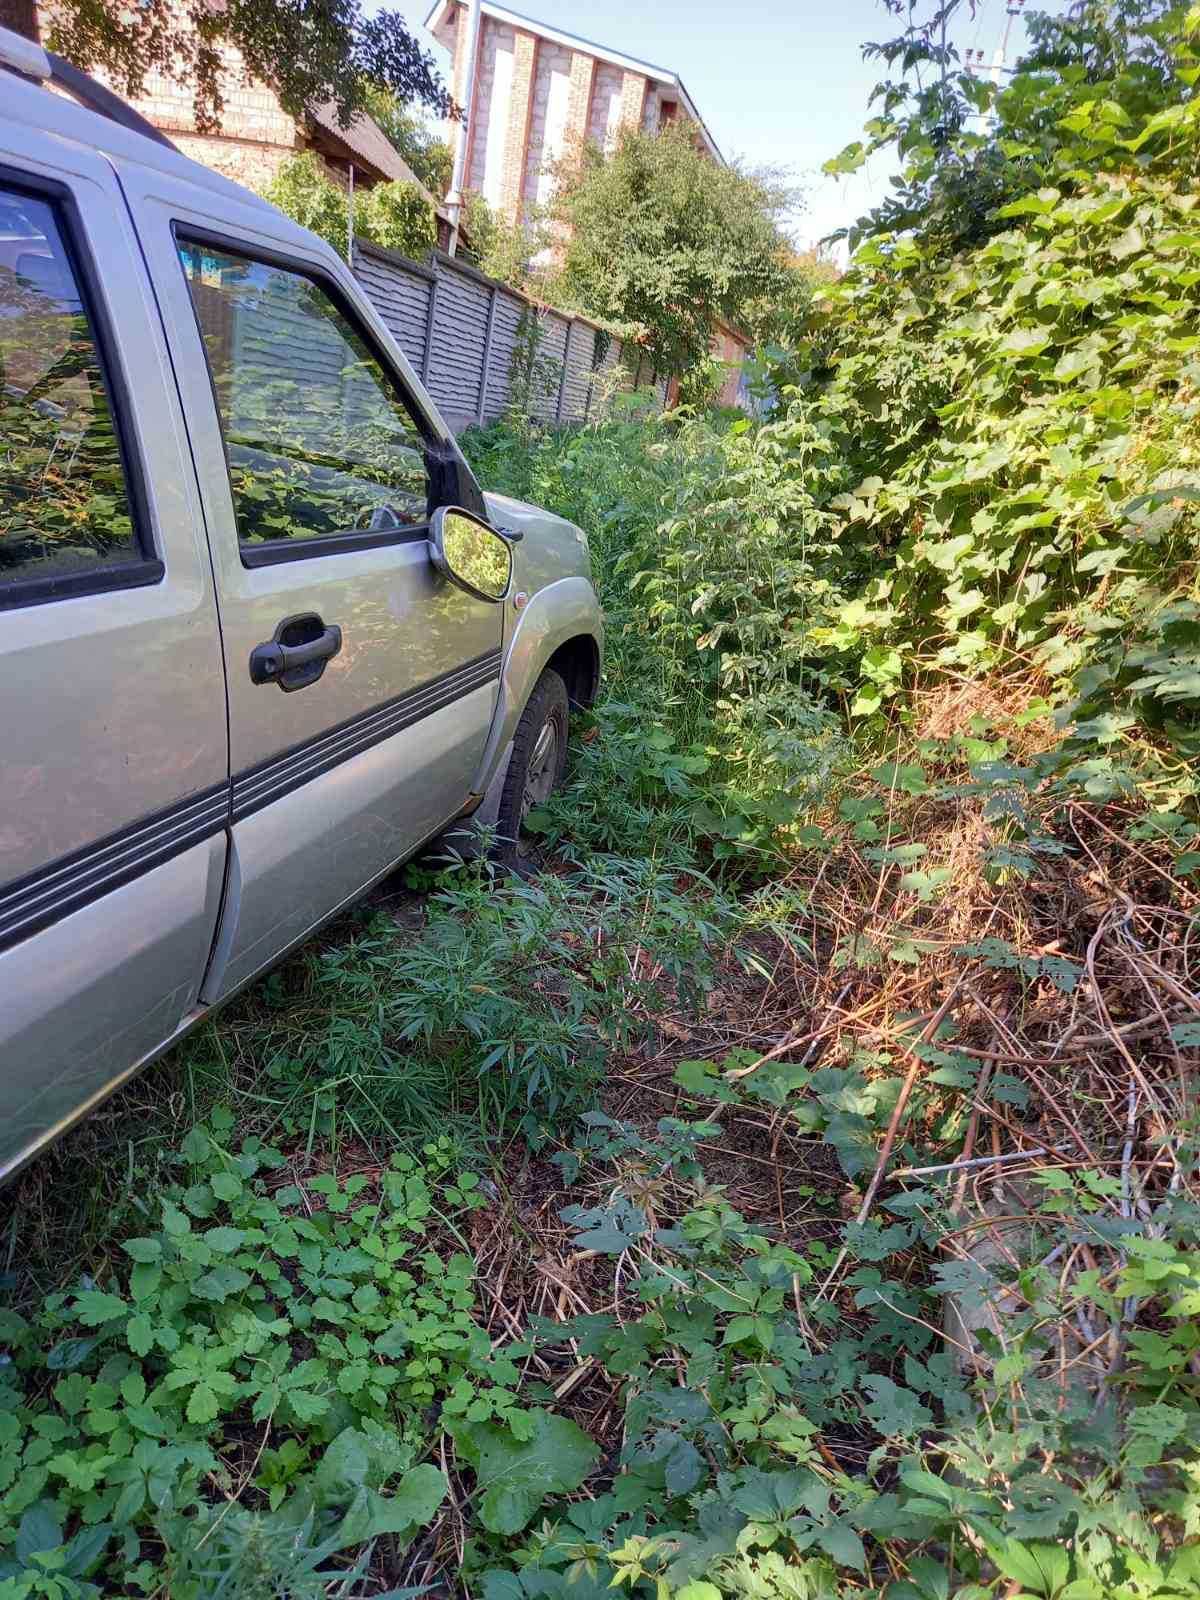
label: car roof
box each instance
[0,46,315,249]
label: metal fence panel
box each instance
[483,290,524,422]
[562,318,595,421]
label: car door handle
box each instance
[250,614,343,692]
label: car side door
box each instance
[117,168,504,998]
[0,138,228,1180]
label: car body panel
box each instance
[0,838,226,1183]
[0,61,604,1184]
[0,110,228,1181]
[203,679,499,998]
[113,157,506,1000]
[0,120,228,882]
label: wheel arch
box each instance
[468,576,603,800]
[545,633,600,710]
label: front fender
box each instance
[472,575,602,795]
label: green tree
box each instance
[459,192,545,288]
[362,88,454,196]
[263,152,435,261]
[550,122,796,380]
[19,0,452,134]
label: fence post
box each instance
[421,263,439,384]
[477,285,498,424]
[555,319,570,423]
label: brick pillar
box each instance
[499,28,536,223]
[617,70,647,133]
[563,50,594,154]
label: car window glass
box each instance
[0,187,138,588]
[178,242,430,549]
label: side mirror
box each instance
[429,505,512,603]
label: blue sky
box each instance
[390,0,1054,250]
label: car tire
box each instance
[493,668,570,864]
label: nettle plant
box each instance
[478,1081,1200,1600]
[0,1115,557,1594]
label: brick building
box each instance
[425,0,721,223]
[424,0,747,402]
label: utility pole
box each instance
[347,161,355,264]
[444,0,482,258]
[985,0,1024,124]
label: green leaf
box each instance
[130,1262,162,1302]
[1171,1023,1200,1048]
[203,1227,247,1253]
[332,1464,447,1549]
[210,1172,243,1202]
[871,761,929,795]
[861,1375,933,1436]
[456,1411,599,1535]
[126,1315,154,1357]
[816,1520,866,1571]
[120,1372,147,1407]
[122,1238,162,1263]
[71,1290,127,1327]
[193,1265,252,1303]
[47,1336,99,1370]
[982,1538,1069,1596]
[186,1383,221,1425]
[1110,223,1145,260]
[161,1201,191,1237]
[999,326,1051,359]
[15,1505,63,1562]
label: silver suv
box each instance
[0,30,602,1183]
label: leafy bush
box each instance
[263,153,435,261]
[549,122,797,380]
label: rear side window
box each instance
[0,185,142,597]
[178,242,431,557]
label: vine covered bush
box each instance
[263,153,436,262]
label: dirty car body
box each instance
[0,30,602,1183]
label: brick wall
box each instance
[29,0,303,194]
[617,69,648,133]
[564,51,594,151]
[171,133,294,192]
[437,5,665,227]
[500,28,537,219]
[466,18,517,206]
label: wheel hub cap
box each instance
[521,719,558,827]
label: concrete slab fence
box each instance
[352,239,666,434]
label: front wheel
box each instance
[494,668,570,862]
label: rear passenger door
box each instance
[118,173,504,998]
[0,142,228,1180]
